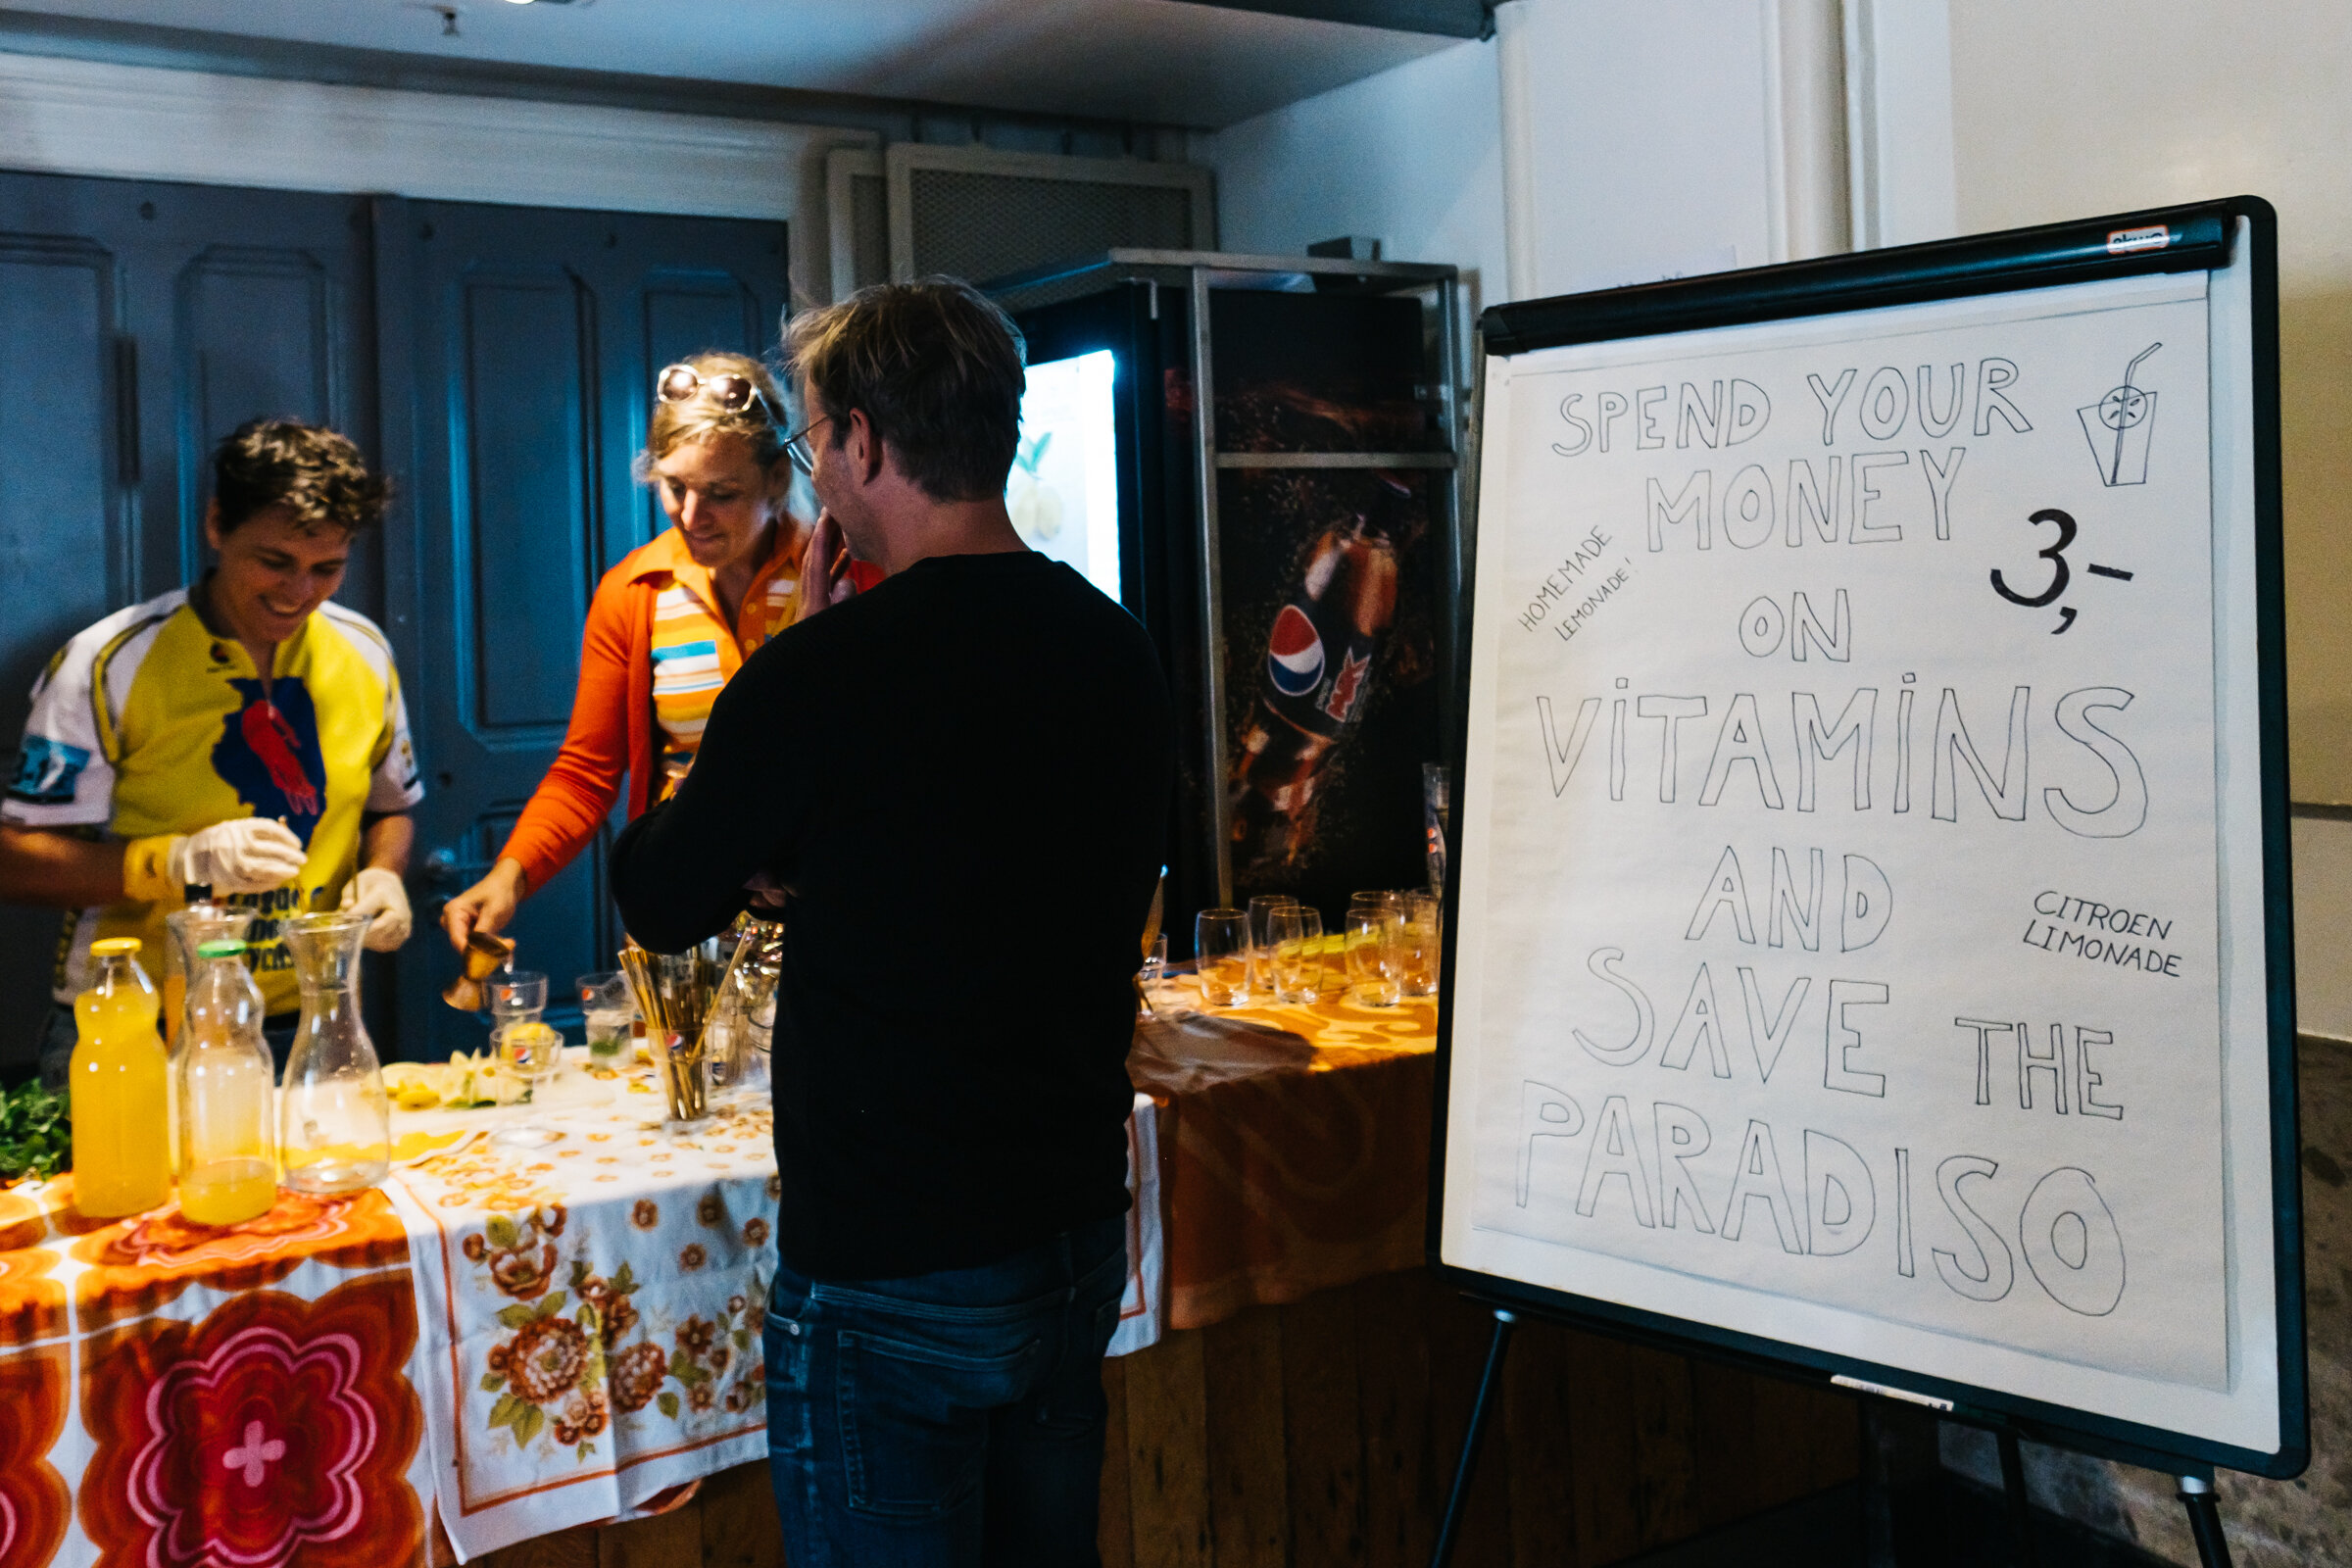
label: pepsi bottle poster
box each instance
[1440,251,2291,1459]
[1216,392,1443,924]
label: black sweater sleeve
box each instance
[610,645,807,953]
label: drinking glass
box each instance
[577,970,633,1060]
[1247,894,1296,996]
[487,970,558,1147]
[488,970,547,1027]
[1345,900,1403,1006]
[1268,904,1327,1004]
[1139,935,1169,1015]
[1195,908,1251,1006]
[1399,893,1443,997]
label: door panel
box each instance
[0,172,375,1077]
[173,245,339,579]
[389,201,787,1058]
[0,241,123,746]
[459,270,596,737]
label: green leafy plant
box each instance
[0,1082,70,1182]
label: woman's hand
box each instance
[792,512,858,626]
[442,858,528,952]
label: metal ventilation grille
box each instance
[846,172,888,293]
[904,168,1200,286]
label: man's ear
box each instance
[846,410,886,486]
[201,499,223,555]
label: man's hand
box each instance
[171,818,308,894]
[443,858,527,952]
[340,865,413,951]
[792,512,859,626]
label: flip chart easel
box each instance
[1426,199,2302,1568]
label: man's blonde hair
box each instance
[783,279,1024,503]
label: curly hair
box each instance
[635,350,787,478]
[212,417,390,535]
[783,278,1025,503]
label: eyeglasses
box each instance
[781,416,829,477]
[656,363,775,422]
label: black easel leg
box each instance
[1996,1430,2039,1568]
[2178,1475,2234,1568]
[1430,1308,1517,1568]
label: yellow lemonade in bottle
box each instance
[71,937,172,1219]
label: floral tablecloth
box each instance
[0,1056,1166,1566]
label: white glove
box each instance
[170,818,308,895]
[340,865,414,952]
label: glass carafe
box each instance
[71,937,172,1218]
[278,911,390,1194]
[163,902,253,1173]
[178,938,278,1225]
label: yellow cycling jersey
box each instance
[3,585,422,1014]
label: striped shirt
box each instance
[633,528,804,796]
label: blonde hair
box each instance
[635,350,787,479]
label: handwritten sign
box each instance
[1442,256,2286,1460]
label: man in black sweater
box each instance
[611,278,1173,1568]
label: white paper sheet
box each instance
[1446,269,2272,1433]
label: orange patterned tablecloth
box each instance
[0,1175,430,1568]
[1129,977,1437,1331]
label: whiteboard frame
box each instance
[1427,198,2305,1479]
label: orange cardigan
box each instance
[498,539,878,893]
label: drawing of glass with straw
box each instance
[2079,342,2161,486]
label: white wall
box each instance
[1494,0,1775,297]
[1944,1,2352,808]
[1209,35,1508,338]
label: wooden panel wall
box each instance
[474,1267,1860,1568]
[1104,1268,1861,1568]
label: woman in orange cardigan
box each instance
[440,352,867,949]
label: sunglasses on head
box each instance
[656,363,775,421]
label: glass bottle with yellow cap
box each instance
[177,937,278,1226]
[71,936,172,1219]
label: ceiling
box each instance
[0,0,1466,128]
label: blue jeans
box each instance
[763,1216,1127,1568]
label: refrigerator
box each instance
[998,253,1466,950]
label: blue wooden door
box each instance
[0,172,375,1076]
[376,197,787,1057]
